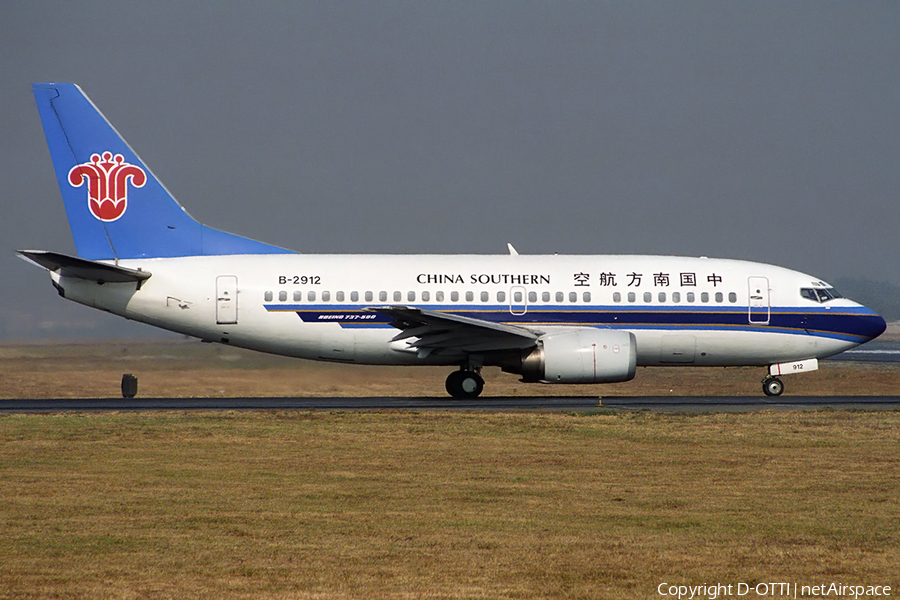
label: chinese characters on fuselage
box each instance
[574,272,723,287]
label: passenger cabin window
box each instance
[643,292,652,303]
[556,292,564,302]
[264,291,273,302]
[686,292,695,303]
[542,292,550,302]
[583,292,591,302]
[379,291,387,302]
[451,291,459,302]
[308,291,316,302]
[365,291,373,302]
[658,292,666,303]
[529,291,537,303]
[701,292,709,303]
[393,291,402,302]
[672,292,681,303]
[408,291,416,302]
[322,291,331,301]
[336,291,345,302]
[279,291,287,302]
[728,292,737,303]
[800,287,842,303]
[436,291,444,302]
[480,291,489,302]
[715,292,723,303]
[422,291,430,302]
[497,291,506,302]
[514,291,523,302]
[351,291,359,302]
[466,291,474,302]
[569,292,577,303]
[293,291,303,301]
[613,292,622,303]
[627,292,636,303]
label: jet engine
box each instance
[516,329,637,384]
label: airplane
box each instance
[19,83,887,399]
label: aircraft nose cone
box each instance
[861,312,887,341]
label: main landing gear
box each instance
[445,368,485,399]
[762,375,784,397]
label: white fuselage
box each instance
[51,253,882,368]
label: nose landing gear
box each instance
[445,369,485,399]
[762,375,784,397]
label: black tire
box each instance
[445,370,484,399]
[445,371,463,397]
[763,377,784,397]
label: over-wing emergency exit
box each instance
[19,83,886,398]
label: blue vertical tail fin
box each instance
[32,83,292,260]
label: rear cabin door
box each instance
[748,276,770,324]
[216,275,238,325]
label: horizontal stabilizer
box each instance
[17,250,151,284]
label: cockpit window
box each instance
[800,287,842,303]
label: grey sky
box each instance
[1,2,898,340]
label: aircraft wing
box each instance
[366,305,538,358]
[17,250,151,285]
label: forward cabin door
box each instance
[216,275,238,325]
[748,276,770,324]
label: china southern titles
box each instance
[417,273,552,285]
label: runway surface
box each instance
[2,396,900,413]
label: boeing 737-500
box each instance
[19,83,887,398]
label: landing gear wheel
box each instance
[445,370,485,399]
[762,376,784,397]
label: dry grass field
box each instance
[1,339,899,398]
[1,410,898,599]
[1,341,899,599]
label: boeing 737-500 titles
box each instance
[19,83,886,398]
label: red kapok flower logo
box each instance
[68,152,147,222]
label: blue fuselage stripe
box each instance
[262,304,883,342]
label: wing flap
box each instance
[366,305,538,357]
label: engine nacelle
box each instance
[519,329,637,384]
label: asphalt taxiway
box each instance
[2,396,900,413]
